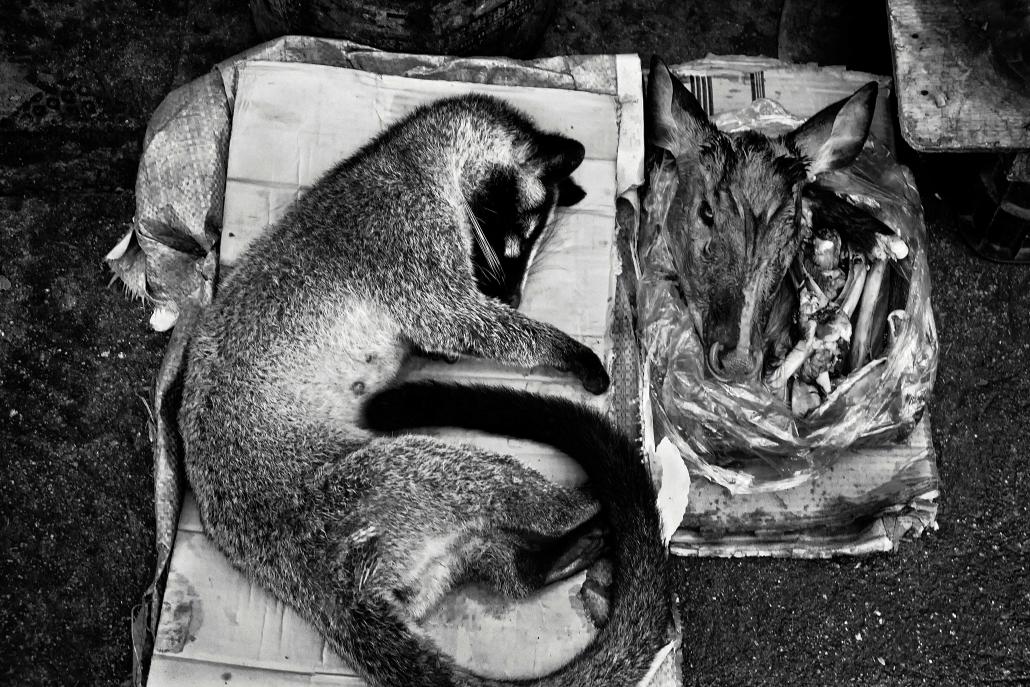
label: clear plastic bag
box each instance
[637,100,938,493]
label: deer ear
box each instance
[533,134,585,181]
[787,82,878,178]
[647,55,718,158]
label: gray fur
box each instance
[179,95,669,686]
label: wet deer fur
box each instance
[647,56,878,382]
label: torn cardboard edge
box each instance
[672,487,940,558]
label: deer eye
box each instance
[698,200,715,227]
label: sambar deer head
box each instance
[647,56,878,383]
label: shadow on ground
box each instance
[1,1,1027,685]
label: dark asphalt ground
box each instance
[1,1,1028,685]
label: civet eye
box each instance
[699,200,714,226]
[504,233,522,258]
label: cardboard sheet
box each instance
[670,418,938,558]
[148,57,680,686]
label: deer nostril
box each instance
[707,342,731,381]
[719,349,762,381]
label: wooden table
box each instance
[887,0,1030,262]
[886,0,1030,152]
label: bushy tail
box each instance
[357,380,673,687]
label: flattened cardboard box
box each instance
[148,58,682,686]
[639,56,939,559]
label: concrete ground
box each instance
[1,0,1028,685]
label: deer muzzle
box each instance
[707,341,763,382]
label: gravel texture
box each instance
[1,1,1027,685]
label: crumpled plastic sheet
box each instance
[111,36,642,685]
[637,99,939,494]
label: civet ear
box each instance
[534,134,586,182]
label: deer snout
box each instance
[705,287,765,383]
[707,342,763,382]
[722,347,762,380]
